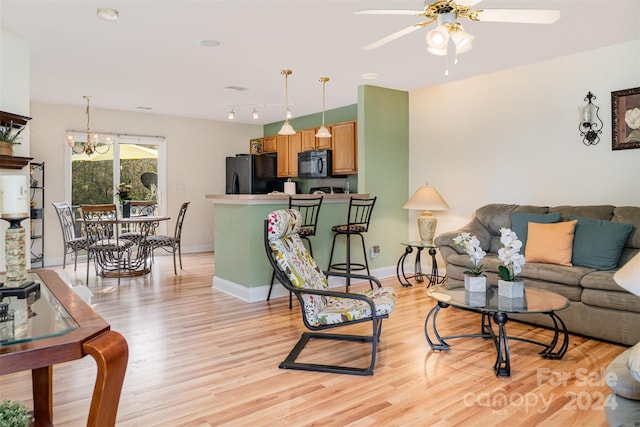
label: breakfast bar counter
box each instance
[206,193,369,302]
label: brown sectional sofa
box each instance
[434,204,640,346]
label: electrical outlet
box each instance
[370,245,381,258]
[207,228,213,236]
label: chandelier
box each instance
[66,96,112,155]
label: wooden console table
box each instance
[0,270,128,426]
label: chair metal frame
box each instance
[52,202,89,271]
[268,196,323,308]
[327,197,377,291]
[120,200,158,243]
[81,204,134,284]
[264,212,392,376]
[147,202,190,275]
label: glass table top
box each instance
[427,284,570,314]
[0,272,79,346]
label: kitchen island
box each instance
[206,193,369,302]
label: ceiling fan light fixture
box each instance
[426,25,449,49]
[427,45,448,56]
[450,24,474,52]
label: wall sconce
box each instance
[579,91,603,146]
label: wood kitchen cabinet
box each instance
[276,132,301,177]
[301,128,332,151]
[330,121,357,175]
[263,136,276,153]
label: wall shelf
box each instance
[0,155,34,169]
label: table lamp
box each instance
[614,252,640,297]
[403,184,449,246]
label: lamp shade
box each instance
[402,185,450,212]
[278,121,296,135]
[614,253,640,297]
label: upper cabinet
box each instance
[258,119,357,177]
[330,121,357,175]
[276,133,301,177]
[263,136,277,153]
[301,128,331,151]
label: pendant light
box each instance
[278,69,295,135]
[315,77,331,138]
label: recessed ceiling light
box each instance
[361,72,378,80]
[97,8,119,21]
[198,39,221,48]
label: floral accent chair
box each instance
[264,209,396,375]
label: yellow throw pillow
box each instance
[524,220,577,266]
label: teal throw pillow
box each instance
[511,212,562,253]
[569,214,633,270]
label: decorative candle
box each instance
[0,175,29,218]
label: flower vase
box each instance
[122,200,131,218]
[498,279,524,298]
[464,275,487,292]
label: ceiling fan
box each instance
[357,0,560,56]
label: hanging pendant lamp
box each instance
[278,69,296,135]
[315,77,331,138]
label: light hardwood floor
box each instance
[0,252,627,426]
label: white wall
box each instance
[29,103,262,266]
[0,29,30,270]
[409,40,640,239]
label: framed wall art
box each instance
[612,86,640,150]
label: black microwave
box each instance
[298,149,332,178]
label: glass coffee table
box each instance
[425,284,569,376]
[0,270,128,426]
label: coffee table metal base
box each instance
[424,302,569,376]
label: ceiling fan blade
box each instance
[363,25,424,50]
[356,9,424,16]
[476,9,560,24]
[457,0,484,6]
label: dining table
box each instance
[82,215,170,277]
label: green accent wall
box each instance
[214,201,365,287]
[264,104,357,136]
[357,85,409,269]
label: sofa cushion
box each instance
[629,342,640,383]
[569,215,634,270]
[511,212,562,253]
[606,347,640,400]
[525,220,577,266]
[581,288,640,314]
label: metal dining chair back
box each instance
[80,204,134,284]
[147,202,190,275]
[52,202,89,271]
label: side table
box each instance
[396,242,446,287]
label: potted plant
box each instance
[0,122,24,157]
[497,227,526,298]
[0,399,33,427]
[453,232,487,291]
[116,182,133,218]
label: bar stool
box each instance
[327,196,377,292]
[267,196,323,307]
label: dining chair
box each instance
[81,204,134,284]
[264,209,396,375]
[52,202,89,271]
[147,202,190,275]
[120,200,158,243]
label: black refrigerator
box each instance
[225,153,282,194]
